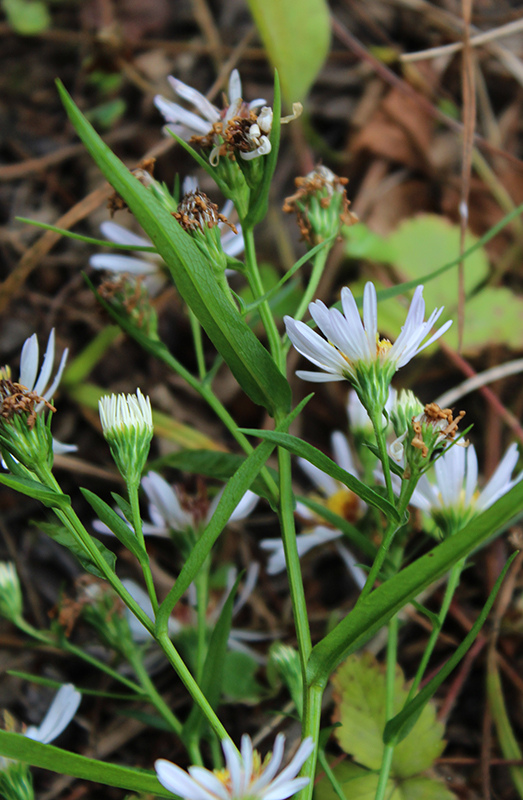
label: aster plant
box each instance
[1,60,523,800]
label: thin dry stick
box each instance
[436,358,523,407]
[458,0,476,351]
[401,16,523,62]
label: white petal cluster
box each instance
[154,70,276,163]
[284,283,452,385]
[99,389,153,438]
[155,734,314,800]
[410,442,523,517]
[16,329,76,454]
[24,684,81,745]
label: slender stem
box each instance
[243,227,282,361]
[317,749,348,800]
[189,309,207,379]
[16,618,145,695]
[277,438,312,666]
[128,648,183,735]
[195,559,209,683]
[372,411,394,507]
[374,615,399,800]
[407,558,465,701]
[358,519,397,603]
[129,481,158,615]
[299,682,325,800]
[157,631,237,751]
[283,248,329,353]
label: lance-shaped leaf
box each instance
[0,473,70,509]
[238,429,399,521]
[0,731,171,796]
[307,480,523,686]
[56,81,291,417]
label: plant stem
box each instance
[195,559,209,683]
[372,411,394,507]
[129,481,158,615]
[358,519,398,603]
[128,649,182,735]
[374,614,399,800]
[243,227,282,362]
[299,682,325,800]
[406,558,465,701]
[283,248,328,352]
[156,631,236,750]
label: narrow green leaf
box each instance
[15,218,157,252]
[183,574,242,742]
[0,731,171,796]
[156,396,312,634]
[6,671,144,701]
[57,81,291,416]
[80,488,146,561]
[0,473,70,509]
[37,521,116,579]
[307,481,523,685]
[238,430,399,521]
[246,0,330,102]
[384,552,517,745]
[149,450,280,509]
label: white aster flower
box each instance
[284,283,452,414]
[13,329,76,454]
[408,442,523,535]
[155,733,314,800]
[260,432,363,575]
[155,70,301,165]
[24,684,81,744]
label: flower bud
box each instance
[0,375,54,472]
[99,389,153,486]
[268,642,303,717]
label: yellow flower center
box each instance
[326,488,360,522]
[376,338,392,358]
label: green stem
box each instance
[299,682,325,800]
[372,411,394,507]
[195,559,209,683]
[374,615,399,800]
[189,309,206,379]
[283,248,329,353]
[407,558,465,701]
[16,619,145,695]
[157,631,236,750]
[358,519,397,603]
[243,227,282,362]
[128,649,182,735]
[129,481,158,615]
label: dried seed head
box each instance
[173,190,237,234]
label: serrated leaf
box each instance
[315,762,395,800]
[332,652,445,778]
[57,81,291,416]
[238,429,399,521]
[398,776,456,800]
[246,0,330,102]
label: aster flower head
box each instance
[283,165,358,246]
[409,442,523,537]
[99,389,153,485]
[284,283,452,417]
[155,733,314,800]
[389,391,467,472]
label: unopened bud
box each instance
[99,389,153,486]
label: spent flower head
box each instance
[155,733,314,800]
[284,283,452,416]
[99,389,153,486]
[283,165,358,246]
[173,188,239,275]
[0,563,23,623]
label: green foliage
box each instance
[57,81,291,417]
[0,731,171,796]
[80,489,146,562]
[0,473,70,509]
[221,651,265,704]
[333,653,445,777]
[246,0,330,102]
[307,481,523,684]
[37,521,116,579]
[2,0,50,34]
